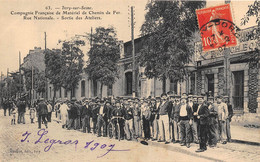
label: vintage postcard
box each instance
[0,0,259,161]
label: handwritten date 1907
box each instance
[21,129,130,158]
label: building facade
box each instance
[47,27,259,115]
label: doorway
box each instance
[232,71,244,111]
[206,74,214,96]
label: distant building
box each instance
[21,47,45,71]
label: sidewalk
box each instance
[230,123,260,145]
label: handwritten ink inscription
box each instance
[21,129,130,158]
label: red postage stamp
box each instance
[196,4,237,51]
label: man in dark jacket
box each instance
[208,96,218,147]
[2,98,7,116]
[150,97,159,141]
[111,101,125,140]
[196,95,210,152]
[36,98,48,129]
[158,93,172,144]
[97,99,108,137]
[124,99,134,140]
[67,98,78,130]
[6,98,13,116]
[91,99,99,134]
[133,98,141,138]
[171,95,181,143]
[75,101,82,129]
[191,96,199,144]
[82,100,91,133]
[17,98,26,124]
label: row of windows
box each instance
[48,80,113,99]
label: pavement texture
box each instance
[0,109,260,162]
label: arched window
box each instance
[81,80,85,97]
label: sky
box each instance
[0,0,257,76]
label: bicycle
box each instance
[108,116,124,141]
[107,119,114,139]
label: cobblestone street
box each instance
[0,109,259,162]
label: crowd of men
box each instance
[2,96,27,124]
[52,92,233,153]
[1,91,233,153]
[1,95,52,126]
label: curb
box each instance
[231,139,260,146]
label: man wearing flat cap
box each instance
[133,98,141,138]
[124,100,134,140]
[189,95,199,144]
[216,95,228,144]
[223,96,233,142]
[196,95,210,152]
[207,96,218,147]
[96,99,108,137]
[36,98,48,129]
[150,97,158,141]
[171,95,181,143]
[178,95,193,148]
[111,100,125,140]
[67,97,78,130]
[82,100,91,133]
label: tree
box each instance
[60,39,85,99]
[241,0,260,46]
[139,1,205,93]
[45,49,63,101]
[9,71,23,98]
[85,27,120,98]
[34,71,46,97]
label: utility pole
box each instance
[131,6,136,98]
[90,27,93,98]
[31,66,34,106]
[0,71,3,105]
[44,32,47,51]
[19,51,22,98]
[44,32,48,100]
[90,27,93,47]
[223,48,231,99]
[7,68,9,98]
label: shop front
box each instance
[195,26,259,114]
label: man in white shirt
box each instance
[47,101,53,122]
[178,95,193,148]
[60,100,69,128]
[97,100,108,137]
[216,95,228,144]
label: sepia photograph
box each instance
[0,0,259,161]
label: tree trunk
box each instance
[100,83,103,99]
[162,76,166,94]
[70,87,73,100]
[53,87,56,110]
